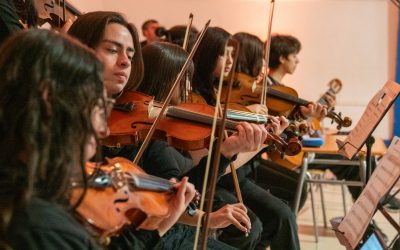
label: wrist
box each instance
[220,143,238,160]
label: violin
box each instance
[103,91,302,156]
[221,72,263,106]
[70,157,175,238]
[35,0,81,30]
[225,73,351,129]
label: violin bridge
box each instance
[252,80,257,93]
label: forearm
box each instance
[223,145,267,175]
[185,150,233,190]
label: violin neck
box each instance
[166,106,239,131]
[227,109,269,124]
[128,173,174,192]
[317,88,336,107]
[267,88,309,106]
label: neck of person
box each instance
[268,68,287,84]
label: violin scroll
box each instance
[326,109,352,130]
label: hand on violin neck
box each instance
[158,177,195,236]
[299,102,327,120]
[208,203,251,233]
[245,104,268,115]
[266,115,289,135]
[322,92,336,108]
[220,122,269,159]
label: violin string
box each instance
[167,106,238,131]
[124,173,173,191]
[124,172,173,185]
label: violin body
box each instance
[221,73,307,117]
[71,157,172,238]
[105,91,301,155]
[190,91,253,113]
[104,91,215,151]
[221,72,262,106]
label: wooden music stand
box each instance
[337,80,400,161]
[333,80,400,249]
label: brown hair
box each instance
[68,11,144,91]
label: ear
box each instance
[279,55,286,65]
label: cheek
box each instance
[213,61,222,77]
[96,52,115,79]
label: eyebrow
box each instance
[102,39,135,53]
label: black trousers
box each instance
[215,165,300,250]
[254,159,308,211]
[162,224,238,250]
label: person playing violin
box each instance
[0,29,195,249]
[265,34,400,211]
[192,26,300,250]
[68,12,269,249]
[267,34,333,119]
[137,41,268,249]
[228,32,309,212]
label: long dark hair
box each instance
[68,11,144,91]
[138,42,193,103]
[192,27,231,105]
[233,32,264,77]
[0,29,104,245]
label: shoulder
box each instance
[8,198,101,250]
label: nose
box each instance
[226,51,233,65]
[118,52,131,68]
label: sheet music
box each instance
[337,137,400,249]
[337,80,400,159]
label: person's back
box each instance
[9,198,99,250]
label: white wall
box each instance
[69,0,399,140]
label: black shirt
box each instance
[0,0,23,44]
[8,198,101,250]
[103,140,234,190]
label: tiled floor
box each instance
[297,177,400,250]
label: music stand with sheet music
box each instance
[333,80,400,249]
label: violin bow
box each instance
[193,44,234,250]
[132,19,211,165]
[183,13,194,103]
[260,0,276,106]
[182,13,194,51]
[219,38,244,207]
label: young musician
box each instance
[0,29,195,249]
[137,41,266,249]
[0,29,103,250]
[232,32,264,78]
[264,34,367,201]
[230,31,309,211]
[192,26,300,250]
[68,12,269,249]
